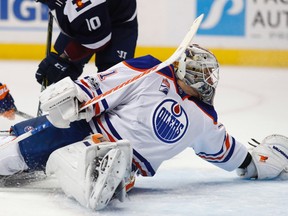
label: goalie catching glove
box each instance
[237,134,288,180]
[46,133,133,210]
[39,77,93,128]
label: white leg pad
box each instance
[0,136,28,176]
[46,136,132,210]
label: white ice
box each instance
[1,61,288,216]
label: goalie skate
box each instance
[89,148,128,210]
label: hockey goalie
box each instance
[1,44,288,211]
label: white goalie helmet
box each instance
[174,44,220,105]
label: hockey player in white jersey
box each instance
[1,44,288,210]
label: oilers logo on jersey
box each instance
[152,99,188,144]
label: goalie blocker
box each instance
[46,133,133,210]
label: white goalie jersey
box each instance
[75,55,248,176]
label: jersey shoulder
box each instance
[124,55,175,79]
[189,97,218,123]
[124,55,161,69]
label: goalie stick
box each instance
[1,14,204,145]
[80,14,204,111]
[0,130,10,136]
[16,110,34,119]
[0,110,33,121]
[0,111,34,136]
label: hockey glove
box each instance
[35,52,83,86]
[237,134,288,180]
[0,83,17,120]
[39,77,94,128]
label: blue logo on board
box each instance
[196,0,246,36]
[152,99,188,144]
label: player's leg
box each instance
[11,115,93,171]
[95,18,138,72]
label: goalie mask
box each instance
[174,44,219,105]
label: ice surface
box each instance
[1,61,288,216]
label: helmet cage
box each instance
[174,44,219,105]
[183,45,219,89]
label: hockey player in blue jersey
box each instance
[35,0,138,86]
[0,44,288,210]
[0,83,17,120]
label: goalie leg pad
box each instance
[0,136,28,175]
[46,135,132,210]
[251,134,288,179]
